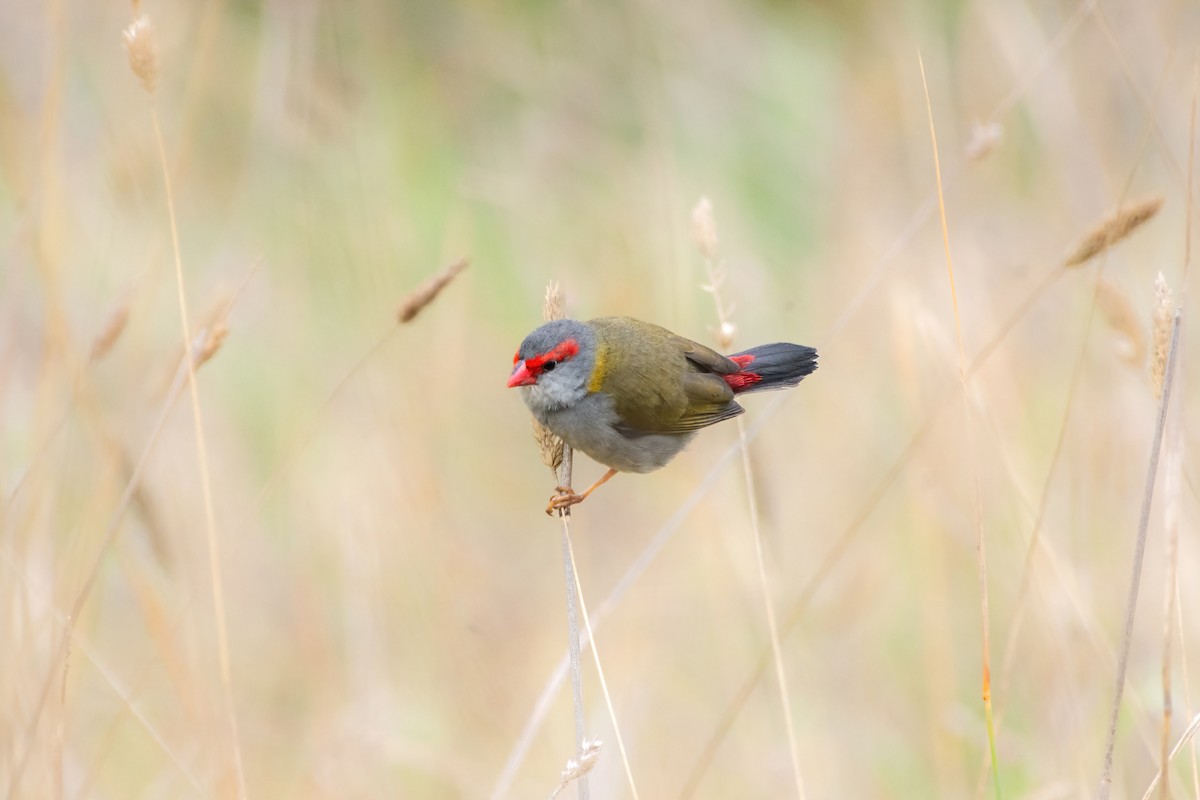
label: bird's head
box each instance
[508,319,596,411]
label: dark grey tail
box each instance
[724,343,818,394]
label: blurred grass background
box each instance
[2,0,1199,797]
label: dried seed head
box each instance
[534,280,568,473]
[532,417,564,473]
[550,739,603,799]
[123,16,159,94]
[692,196,720,261]
[1151,272,1173,398]
[543,280,566,322]
[397,257,469,323]
[716,320,737,350]
[90,301,131,362]
[1095,277,1144,365]
[192,322,228,369]
[965,121,1004,162]
[1062,196,1165,268]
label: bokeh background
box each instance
[3,0,1199,797]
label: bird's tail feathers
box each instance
[723,343,818,394]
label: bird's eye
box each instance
[542,360,557,372]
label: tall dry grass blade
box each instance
[692,195,806,799]
[919,52,1001,800]
[1155,275,1181,800]
[137,13,246,794]
[1141,714,1200,800]
[396,256,469,323]
[1062,197,1165,268]
[537,282,592,800]
[566,539,640,800]
[1098,312,1182,800]
[1180,61,1199,799]
[558,508,589,800]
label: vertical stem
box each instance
[557,447,589,800]
[1099,313,1182,799]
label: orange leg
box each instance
[545,468,619,515]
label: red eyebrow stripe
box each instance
[525,338,580,371]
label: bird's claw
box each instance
[545,486,585,516]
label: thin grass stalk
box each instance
[978,268,1107,798]
[565,539,640,799]
[559,523,589,799]
[141,30,246,791]
[1158,380,1182,800]
[5,355,192,797]
[555,446,590,800]
[1182,62,1199,798]
[492,426,745,800]
[694,196,806,798]
[1141,714,1200,800]
[1159,66,1196,799]
[1098,312,1183,799]
[919,53,1001,800]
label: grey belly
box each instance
[537,394,695,474]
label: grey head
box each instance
[508,319,598,415]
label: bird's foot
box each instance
[545,486,585,516]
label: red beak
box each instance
[507,360,537,387]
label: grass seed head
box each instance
[1062,196,1164,268]
[692,195,720,261]
[1151,272,1173,398]
[122,15,159,94]
[397,257,469,324]
[534,280,567,471]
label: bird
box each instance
[507,316,818,514]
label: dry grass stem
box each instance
[692,194,806,799]
[534,280,590,798]
[138,25,248,794]
[89,300,131,361]
[396,257,469,323]
[1062,196,1165,268]
[919,53,1000,800]
[549,738,602,800]
[1142,714,1200,800]
[565,540,640,800]
[1096,278,1146,365]
[122,15,158,94]
[1099,311,1183,800]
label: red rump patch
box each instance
[722,353,761,391]
[525,338,580,373]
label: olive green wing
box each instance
[586,318,744,436]
[678,337,741,375]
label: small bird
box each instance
[508,316,817,514]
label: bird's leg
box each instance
[545,468,619,515]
